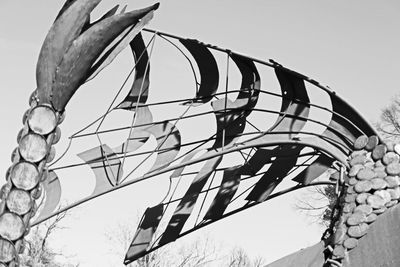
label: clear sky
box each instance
[1,1,400,266]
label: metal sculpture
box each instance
[0,1,393,266]
[0,1,159,265]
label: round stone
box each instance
[375,160,384,167]
[374,190,392,203]
[347,213,366,226]
[332,245,345,259]
[394,143,400,155]
[30,202,38,218]
[345,193,356,203]
[6,189,32,215]
[347,186,355,194]
[386,162,400,176]
[354,135,369,150]
[343,237,358,250]
[343,202,356,213]
[374,170,387,179]
[16,126,29,144]
[52,127,61,144]
[357,168,375,180]
[0,183,12,200]
[367,195,386,209]
[370,178,387,190]
[366,213,377,223]
[385,200,398,208]
[354,180,372,193]
[373,206,387,214]
[387,187,400,200]
[385,176,400,188]
[372,144,387,160]
[10,148,20,163]
[0,238,16,263]
[374,166,386,173]
[0,213,25,241]
[347,223,369,238]
[350,155,367,166]
[356,193,371,204]
[22,109,30,124]
[365,161,375,169]
[354,204,373,215]
[349,164,364,177]
[27,105,57,135]
[333,227,346,245]
[19,133,48,163]
[365,136,379,151]
[29,90,38,106]
[10,162,40,191]
[30,185,43,200]
[47,146,56,162]
[351,150,367,158]
[382,152,400,165]
[385,141,395,152]
[349,178,358,186]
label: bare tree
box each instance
[105,218,218,267]
[19,211,74,267]
[225,247,266,267]
[376,95,400,141]
[295,184,337,227]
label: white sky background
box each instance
[1,1,400,266]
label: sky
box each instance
[1,1,400,266]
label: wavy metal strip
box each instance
[179,39,219,105]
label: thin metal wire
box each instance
[119,33,157,182]
[119,103,192,184]
[194,170,217,226]
[69,103,355,150]
[222,52,230,151]
[70,34,157,138]
[49,128,342,173]
[142,28,378,138]
[143,181,336,256]
[156,34,199,94]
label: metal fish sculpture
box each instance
[0,0,379,266]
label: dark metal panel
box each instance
[246,145,303,202]
[119,33,150,109]
[179,39,219,105]
[292,154,334,184]
[264,68,310,138]
[158,156,222,246]
[203,166,241,220]
[211,98,246,149]
[230,53,261,112]
[77,144,123,195]
[243,69,311,202]
[124,204,164,265]
[240,148,301,176]
[323,95,377,153]
[170,150,200,178]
